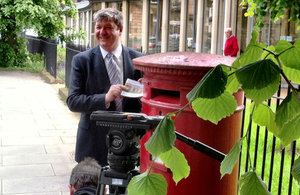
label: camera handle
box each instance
[175,131,226,162]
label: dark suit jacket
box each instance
[67,45,144,166]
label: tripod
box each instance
[96,165,140,195]
[90,111,226,195]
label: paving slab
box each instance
[0,71,80,195]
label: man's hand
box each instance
[105,84,129,104]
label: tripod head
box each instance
[90,111,163,172]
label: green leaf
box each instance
[186,65,227,102]
[277,39,300,70]
[252,103,279,137]
[159,147,190,184]
[220,137,244,179]
[232,31,265,69]
[275,39,293,54]
[127,172,167,195]
[226,73,241,94]
[239,171,272,195]
[282,63,300,85]
[145,114,176,158]
[278,114,300,148]
[242,76,280,106]
[275,92,300,128]
[292,156,300,184]
[261,46,277,63]
[192,91,237,124]
[236,59,281,90]
[222,66,241,94]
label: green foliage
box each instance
[236,59,281,90]
[275,92,300,129]
[292,157,300,184]
[145,113,176,158]
[0,0,85,67]
[232,31,265,69]
[241,0,300,29]
[239,171,272,195]
[220,137,244,179]
[186,65,228,101]
[252,103,279,137]
[236,59,281,105]
[127,172,167,195]
[131,30,300,193]
[0,41,14,67]
[57,45,66,65]
[15,37,29,67]
[216,32,300,193]
[129,1,300,194]
[24,53,45,73]
[192,91,237,124]
[57,45,66,80]
[159,147,190,184]
[133,113,190,194]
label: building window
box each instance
[169,0,180,52]
[148,0,162,54]
[202,0,213,54]
[187,0,197,52]
[128,1,143,52]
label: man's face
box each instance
[95,19,123,52]
[225,30,232,38]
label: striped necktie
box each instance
[106,52,122,112]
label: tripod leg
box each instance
[114,187,120,195]
[100,184,106,195]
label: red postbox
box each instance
[133,52,244,195]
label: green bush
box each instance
[14,37,29,67]
[0,37,28,68]
[24,53,45,73]
[0,42,14,68]
[57,45,66,80]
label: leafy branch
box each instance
[128,30,300,195]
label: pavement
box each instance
[0,70,80,195]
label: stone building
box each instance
[66,0,300,56]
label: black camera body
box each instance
[90,111,163,172]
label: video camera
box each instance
[90,111,164,172]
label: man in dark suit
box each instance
[67,8,144,166]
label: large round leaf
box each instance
[192,91,237,124]
[159,147,190,184]
[277,39,300,70]
[220,138,244,179]
[242,75,280,106]
[232,31,265,69]
[278,114,300,148]
[236,59,281,90]
[239,171,271,195]
[128,172,167,195]
[282,63,300,85]
[145,113,176,158]
[253,103,279,137]
[186,65,227,102]
[275,92,300,128]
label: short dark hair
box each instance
[93,8,123,28]
[69,157,101,190]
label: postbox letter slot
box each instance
[151,88,180,105]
